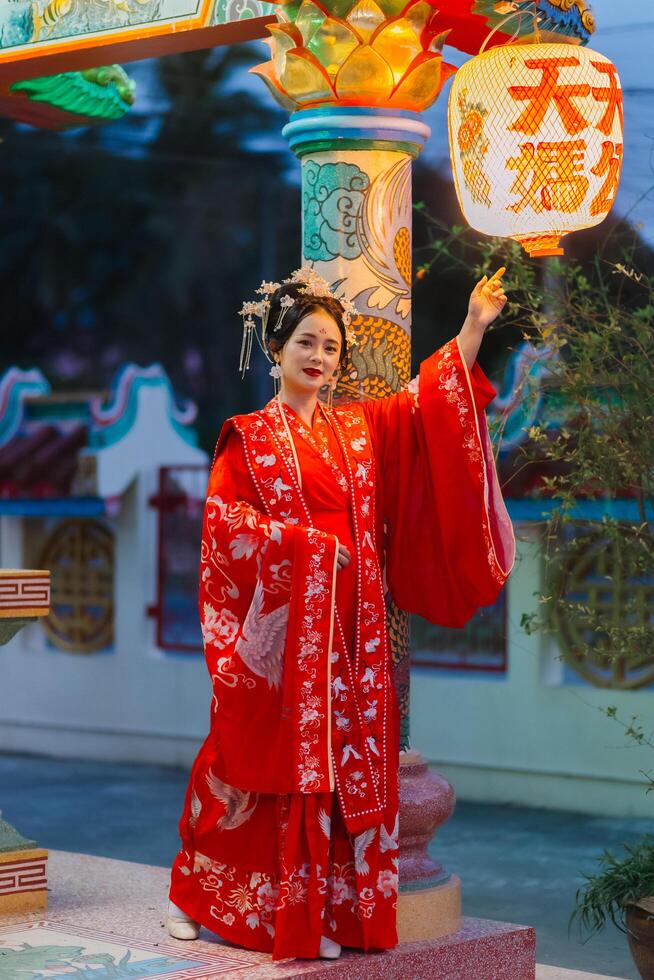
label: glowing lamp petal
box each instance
[307,17,360,77]
[404,1,435,43]
[281,49,335,104]
[277,0,303,21]
[388,52,452,113]
[428,28,452,54]
[448,42,624,257]
[346,0,386,42]
[374,0,407,17]
[335,44,395,102]
[324,0,359,19]
[268,23,304,80]
[249,62,300,112]
[371,21,422,85]
[295,0,327,46]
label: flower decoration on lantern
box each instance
[448,42,624,257]
[250,0,457,112]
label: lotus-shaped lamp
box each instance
[251,0,456,112]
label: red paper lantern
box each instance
[449,43,624,256]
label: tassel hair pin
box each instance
[237,266,359,379]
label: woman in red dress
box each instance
[166,267,515,960]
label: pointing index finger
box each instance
[488,266,506,285]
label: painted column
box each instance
[283,107,461,939]
[284,106,429,747]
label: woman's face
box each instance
[278,308,342,395]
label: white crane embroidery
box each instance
[205,769,258,830]
[380,813,399,853]
[235,579,288,688]
[354,827,377,874]
[334,710,352,731]
[318,807,331,840]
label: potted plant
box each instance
[571,835,654,980]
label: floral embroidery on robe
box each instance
[169,338,515,960]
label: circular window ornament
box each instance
[39,519,114,654]
[548,525,654,689]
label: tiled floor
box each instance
[1,851,540,979]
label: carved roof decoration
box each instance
[0,364,206,507]
[1,63,135,129]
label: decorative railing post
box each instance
[0,569,50,916]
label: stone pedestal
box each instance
[0,847,49,914]
[0,815,48,915]
[397,749,461,942]
[0,569,51,915]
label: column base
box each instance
[398,872,461,942]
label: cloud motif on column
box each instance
[303,160,369,262]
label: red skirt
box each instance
[169,432,400,960]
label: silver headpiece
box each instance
[238,266,359,377]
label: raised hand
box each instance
[467,266,507,332]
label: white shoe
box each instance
[319,935,342,959]
[166,900,200,941]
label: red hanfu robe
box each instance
[169,338,515,960]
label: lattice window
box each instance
[548,525,654,689]
[150,465,208,652]
[38,519,114,654]
[410,590,507,673]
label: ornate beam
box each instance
[0,0,277,85]
[0,1,594,89]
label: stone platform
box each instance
[0,851,624,980]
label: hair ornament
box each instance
[237,266,359,377]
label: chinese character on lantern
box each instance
[448,43,624,257]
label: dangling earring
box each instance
[327,373,338,411]
[270,358,282,396]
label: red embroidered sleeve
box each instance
[362,338,515,627]
[201,428,338,796]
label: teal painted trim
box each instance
[0,368,50,448]
[211,0,276,24]
[26,402,90,423]
[293,139,419,158]
[292,106,425,120]
[505,499,654,522]
[412,665,508,681]
[283,107,430,157]
[0,497,105,516]
[89,364,198,451]
[172,417,199,449]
